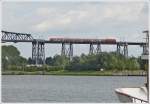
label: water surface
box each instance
[2,75,145,103]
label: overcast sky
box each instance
[2,1,149,58]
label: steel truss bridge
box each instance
[1,30,147,65]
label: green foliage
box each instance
[137,57,147,70]
[45,56,53,65]
[27,57,32,64]
[24,66,48,72]
[46,66,64,71]
[2,45,20,57]
[7,65,22,71]
[52,55,70,66]
[2,45,27,70]
[65,52,140,71]
[24,66,39,72]
[2,45,142,72]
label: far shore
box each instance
[2,70,147,76]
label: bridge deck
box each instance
[1,40,146,45]
[1,30,146,45]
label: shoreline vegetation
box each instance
[2,70,146,76]
[2,45,147,76]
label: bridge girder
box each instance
[1,31,33,42]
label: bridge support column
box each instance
[89,44,94,54]
[96,43,101,54]
[32,40,45,65]
[69,43,73,60]
[143,45,148,55]
[117,43,128,58]
[32,41,37,64]
[117,43,121,54]
[89,43,102,55]
[123,43,128,58]
[61,43,66,56]
[61,43,73,60]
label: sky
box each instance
[2,1,149,58]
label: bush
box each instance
[7,65,22,71]
[46,66,64,71]
[24,66,43,72]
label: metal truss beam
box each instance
[1,30,34,42]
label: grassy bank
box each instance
[2,70,147,76]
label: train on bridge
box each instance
[49,37,116,44]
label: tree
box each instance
[45,56,53,65]
[28,57,33,64]
[65,52,141,71]
[52,55,70,66]
[2,45,27,70]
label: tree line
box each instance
[2,45,145,71]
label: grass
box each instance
[2,69,146,76]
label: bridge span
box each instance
[1,30,147,65]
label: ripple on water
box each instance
[2,75,145,103]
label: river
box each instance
[2,75,145,103]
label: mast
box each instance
[142,30,149,102]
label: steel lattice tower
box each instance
[89,43,102,54]
[61,43,73,60]
[116,42,128,57]
[32,40,45,65]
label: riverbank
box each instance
[2,70,147,76]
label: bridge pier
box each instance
[61,43,73,60]
[89,43,102,55]
[116,43,128,57]
[117,43,121,54]
[32,42,37,64]
[123,43,128,58]
[69,43,73,60]
[32,40,45,65]
[89,44,94,54]
[61,43,66,56]
[143,45,148,55]
[97,43,102,53]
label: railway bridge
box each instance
[1,30,147,65]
